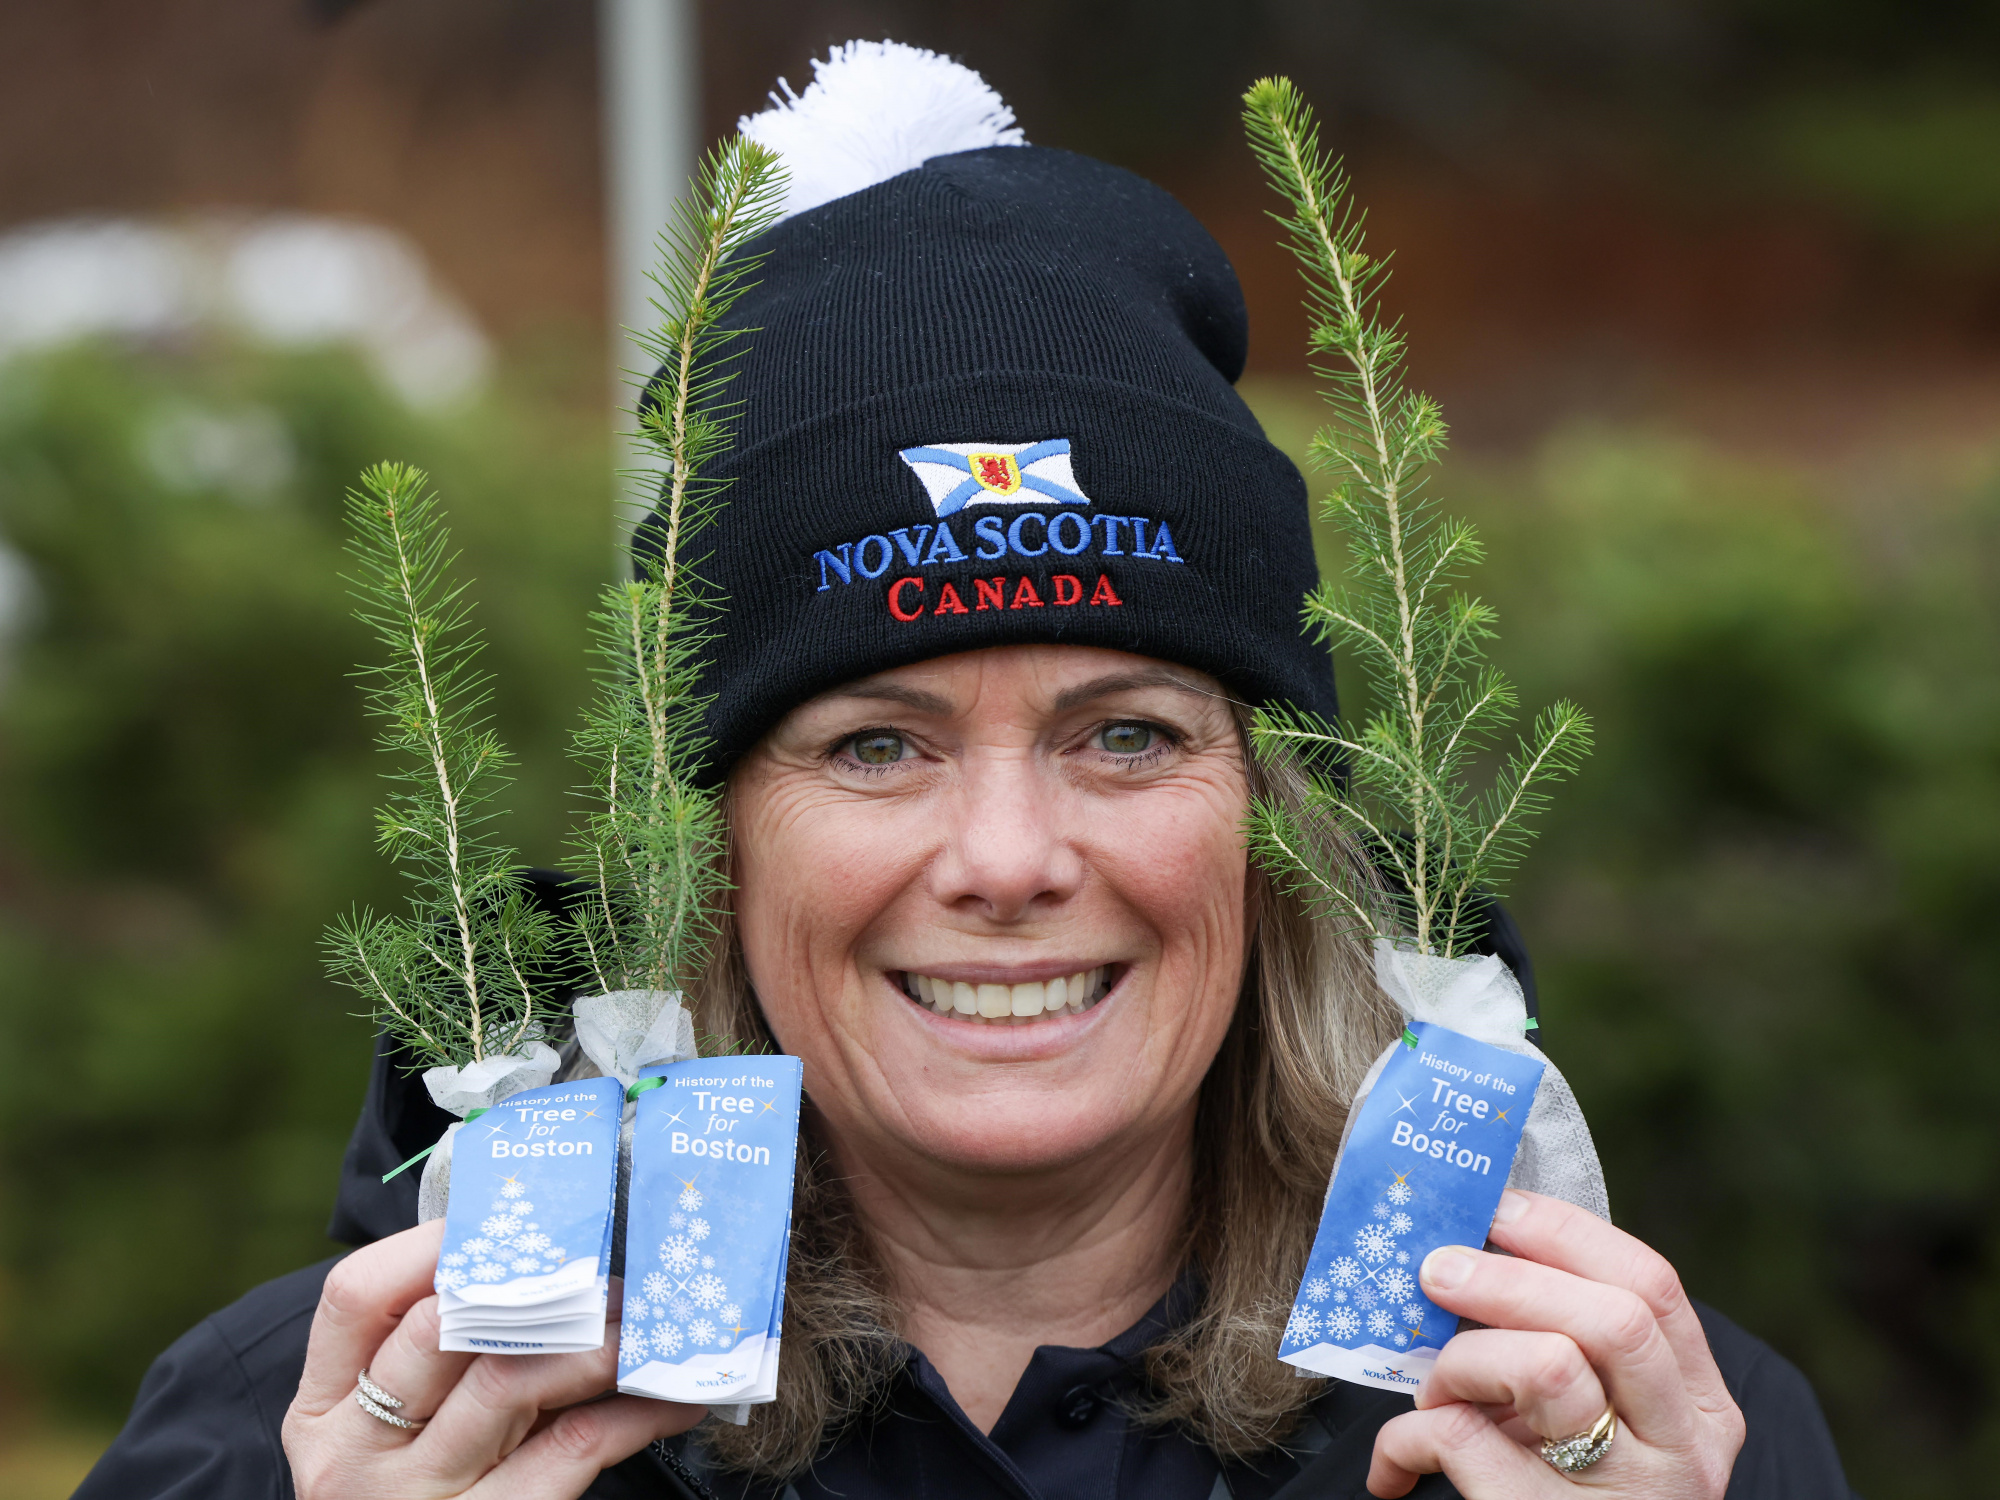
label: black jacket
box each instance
[76,907,1857,1499]
[74,1249,1854,1500]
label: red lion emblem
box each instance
[968,451,1023,495]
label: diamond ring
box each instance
[355,1368,427,1432]
[1540,1405,1616,1475]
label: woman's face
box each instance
[730,645,1250,1181]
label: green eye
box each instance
[1099,722,1155,755]
[850,732,905,765]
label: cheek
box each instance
[1114,783,1249,947]
[1089,779,1251,1034]
[731,784,914,1036]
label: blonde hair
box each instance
[690,728,1399,1478]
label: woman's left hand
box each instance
[1370,1189,1745,1498]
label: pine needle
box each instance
[324,461,556,1065]
[1240,78,1593,957]
[569,136,788,997]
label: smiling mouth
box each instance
[897,967,1115,1024]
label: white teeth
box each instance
[904,967,1109,1023]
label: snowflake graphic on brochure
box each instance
[449,1187,570,1289]
[1283,1174,1435,1352]
[622,1178,750,1372]
[689,1273,727,1309]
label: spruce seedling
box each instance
[569,137,787,999]
[1240,78,1593,958]
[326,461,557,1066]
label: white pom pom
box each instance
[739,40,1026,222]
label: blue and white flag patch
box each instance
[898,439,1092,517]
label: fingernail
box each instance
[1422,1246,1476,1291]
[1494,1189,1530,1225]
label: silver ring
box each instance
[355,1368,426,1432]
[1540,1406,1615,1475]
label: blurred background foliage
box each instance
[0,338,610,1436]
[4,0,2000,1497]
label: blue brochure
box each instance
[434,1077,622,1353]
[1280,1021,1545,1391]
[618,1055,804,1406]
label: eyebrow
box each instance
[1051,670,1220,713]
[825,682,957,715]
[825,668,1222,719]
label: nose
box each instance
[928,746,1082,923]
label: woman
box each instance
[79,44,1852,1500]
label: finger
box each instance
[1370,1402,1559,1499]
[471,1396,706,1500]
[295,1221,449,1413]
[1487,1190,1732,1413]
[412,1337,631,1481]
[338,1292,470,1431]
[1420,1243,1691,1446]
[1418,1328,1608,1443]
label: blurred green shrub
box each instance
[1472,433,2000,1497]
[0,341,610,1420]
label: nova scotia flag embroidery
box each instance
[897,439,1093,517]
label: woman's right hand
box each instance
[282,1220,704,1499]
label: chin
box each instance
[907,1102,1124,1175]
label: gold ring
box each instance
[1539,1405,1615,1475]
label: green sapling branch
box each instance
[324,461,556,1068]
[569,137,786,1006]
[1241,77,1594,958]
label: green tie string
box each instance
[381,1106,489,1184]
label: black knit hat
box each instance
[636,50,1336,778]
